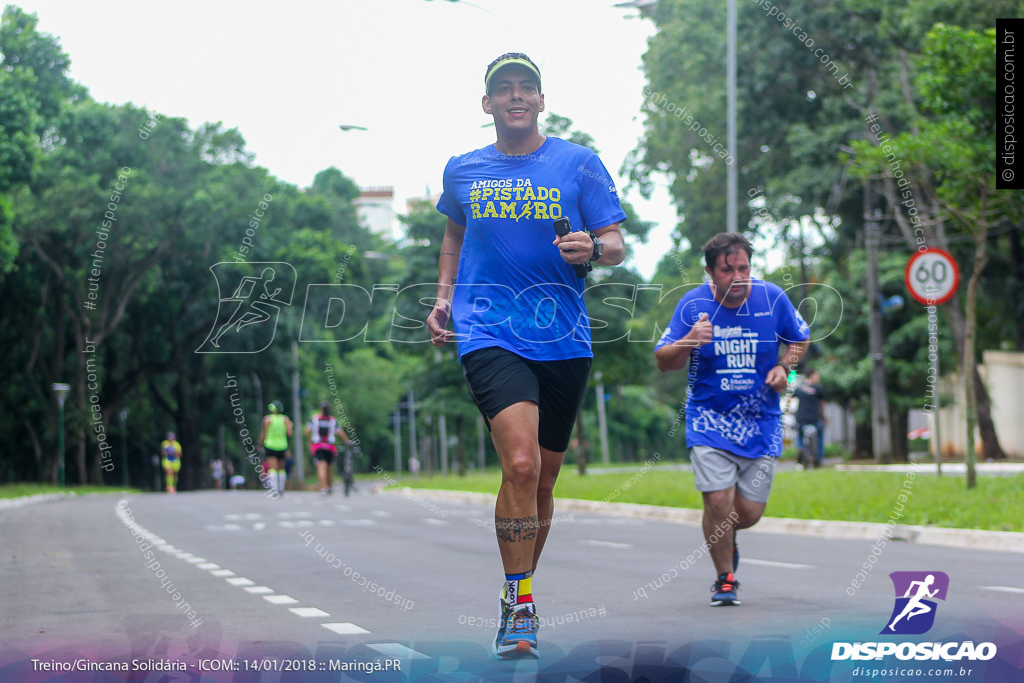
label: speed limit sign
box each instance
[904,248,960,305]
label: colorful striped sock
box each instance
[503,570,534,612]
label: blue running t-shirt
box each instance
[437,137,627,361]
[655,279,810,458]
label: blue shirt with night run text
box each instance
[436,137,627,361]
[655,279,810,459]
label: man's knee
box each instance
[733,497,767,528]
[502,455,540,488]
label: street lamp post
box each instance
[52,383,70,486]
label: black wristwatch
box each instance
[589,233,604,262]
[777,362,793,374]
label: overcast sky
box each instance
[12,0,685,279]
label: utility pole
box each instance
[292,340,304,485]
[865,200,893,463]
[408,388,417,474]
[595,372,610,464]
[726,0,737,233]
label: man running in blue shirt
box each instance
[655,233,808,606]
[427,53,626,659]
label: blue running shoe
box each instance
[710,572,741,606]
[492,606,539,659]
[493,599,510,653]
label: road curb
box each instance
[0,492,76,510]
[394,488,1024,554]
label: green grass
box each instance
[398,466,1024,533]
[0,484,141,499]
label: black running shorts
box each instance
[461,345,591,453]
[263,447,287,461]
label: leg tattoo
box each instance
[495,515,539,543]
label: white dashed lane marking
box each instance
[323,623,371,635]
[264,595,299,605]
[981,586,1024,594]
[366,643,431,660]
[743,559,814,569]
[114,499,372,637]
[581,540,633,549]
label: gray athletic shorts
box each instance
[690,445,775,503]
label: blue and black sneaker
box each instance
[710,572,741,606]
[492,606,539,659]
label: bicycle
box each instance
[340,444,361,497]
[798,422,819,470]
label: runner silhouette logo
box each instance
[881,571,949,635]
[197,262,296,354]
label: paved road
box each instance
[2,487,1022,681]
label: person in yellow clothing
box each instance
[258,401,293,495]
[160,432,182,494]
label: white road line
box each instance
[743,559,814,569]
[319,520,336,526]
[197,563,220,570]
[366,643,431,660]
[290,607,330,618]
[244,586,274,594]
[210,569,235,577]
[323,622,370,635]
[226,577,255,586]
[981,586,1024,594]
[580,540,633,549]
[423,518,449,526]
[185,556,207,564]
[371,511,393,517]
[342,519,376,526]
[253,523,266,530]
[264,595,299,605]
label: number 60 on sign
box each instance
[904,248,960,306]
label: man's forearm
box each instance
[436,222,464,302]
[592,225,625,267]
[655,337,698,372]
[779,340,809,369]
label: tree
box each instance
[849,23,1022,480]
[0,6,85,273]
[629,0,1022,465]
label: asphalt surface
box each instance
[1,484,1022,682]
